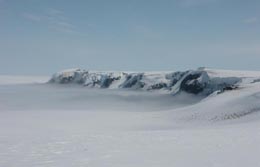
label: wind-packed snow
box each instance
[1,68,260,167]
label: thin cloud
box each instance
[22,13,41,22]
[47,8,64,15]
[180,0,217,7]
[22,8,78,34]
[244,17,258,24]
[133,25,163,39]
[48,21,77,33]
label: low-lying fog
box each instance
[0,84,202,112]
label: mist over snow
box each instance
[0,68,260,167]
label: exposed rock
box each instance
[49,68,242,96]
[179,71,241,95]
[147,82,168,90]
[166,71,188,87]
[119,73,145,89]
[251,78,260,83]
[180,71,209,94]
[100,75,121,88]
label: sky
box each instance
[0,0,260,75]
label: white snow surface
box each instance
[1,69,260,167]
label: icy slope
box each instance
[161,82,260,126]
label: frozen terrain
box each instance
[0,68,260,167]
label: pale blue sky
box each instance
[0,0,260,75]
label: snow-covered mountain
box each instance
[49,68,260,95]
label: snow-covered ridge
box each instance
[49,68,260,95]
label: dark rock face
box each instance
[179,72,241,95]
[251,78,260,83]
[100,75,121,88]
[148,83,168,90]
[166,71,188,87]
[84,75,100,87]
[83,74,121,88]
[120,74,145,89]
[59,76,74,84]
[216,85,238,94]
[180,73,208,94]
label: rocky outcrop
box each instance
[49,68,242,96]
[49,69,87,84]
[147,82,168,90]
[180,72,208,94]
[179,71,241,95]
[119,73,144,89]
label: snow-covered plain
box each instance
[0,69,260,167]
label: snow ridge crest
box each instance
[49,68,242,95]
